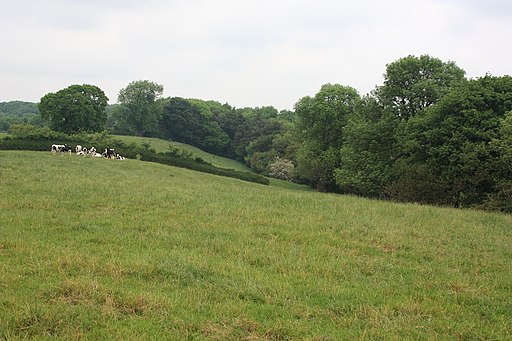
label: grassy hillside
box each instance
[1,151,511,339]
[114,135,251,173]
[114,134,311,191]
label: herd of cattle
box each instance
[51,144,125,160]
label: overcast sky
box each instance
[1,0,510,110]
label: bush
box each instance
[8,124,67,140]
[269,157,295,181]
[385,167,453,206]
[479,181,512,213]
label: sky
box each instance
[0,0,510,110]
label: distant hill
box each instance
[0,101,39,115]
[0,101,41,131]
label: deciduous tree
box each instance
[376,55,465,119]
[295,83,360,191]
[39,84,108,134]
[116,80,164,136]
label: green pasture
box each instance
[114,135,311,191]
[113,135,251,173]
[1,151,511,339]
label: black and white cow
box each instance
[51,144,72,155]
[103,148,116,159]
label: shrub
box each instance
[8,124,67,140]
[269,157,295,181]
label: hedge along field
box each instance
[114,134,252,173]
[1,151,511,340]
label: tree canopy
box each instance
[115,80,164,136]
[38,84,108,134]
[376,55,466,119]
[295,83,360,191]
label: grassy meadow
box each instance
[1,151,511,339]
[114,135,252,173]
[113,134,311,191]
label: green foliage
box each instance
[247,150,278,175]
[392,75,512,209]
[0,100,39,115]
[295,84,360,190]
[38,84,108,134]
[113,135,252,172]
[8,124,67,140]
[116,80,164,136]
[160,97,230,155]
[0,101,42,131]
[376,55,466,119]
[337,96,397,197]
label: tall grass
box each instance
[1,151,511,339]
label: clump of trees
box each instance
[293,55,512,212]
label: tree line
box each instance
[0,101,41,130]
[4,54,512,212]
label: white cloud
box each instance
[0,0,510,109]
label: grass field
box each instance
[113,135,252,173]
[113,134,311,191]
[1,151,511,339]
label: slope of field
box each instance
[114,135,251,172]
[113,134,311,191]
[1,151,511,339]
